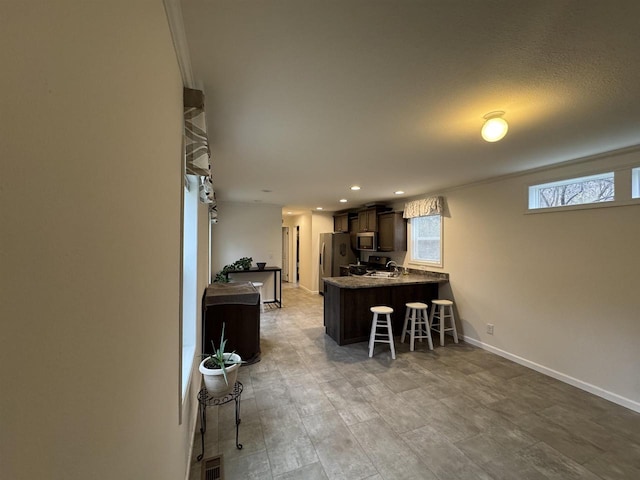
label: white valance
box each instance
[184,88,211,177]
[403,196,444,218]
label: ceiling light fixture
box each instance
[339,199,348,203]
[394,191,404,195]
[350,185,361,191]
[481,111,508,142]
[316,207,323,210]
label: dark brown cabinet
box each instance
[323,282,439,345]
[378,212,407,251]
[333,213,349,233]
[202,283,261,363]
[358,208,379,232]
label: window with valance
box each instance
[183,87,217,222]
[403,196,444,218]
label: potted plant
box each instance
[198,323,242,397]
[213,257,253,283]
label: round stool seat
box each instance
[370,306,393,314]
[406,302,428,309]
[432,299,453,306]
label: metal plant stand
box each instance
[196,382,243,461]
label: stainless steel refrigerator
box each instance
[318,232,355,294]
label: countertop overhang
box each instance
[323,273,448,289]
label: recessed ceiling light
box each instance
[316,207,323,210]
[394,191,405,195]
[350,185,361,191]
[287,211,292,215]
[339,199,348,203]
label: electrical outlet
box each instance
[486,323,494,335]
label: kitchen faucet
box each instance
[386,260,398,272]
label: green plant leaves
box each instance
[212,257,253,283]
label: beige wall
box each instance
[281,211,333,293]
[392,150,640,410]
[0,2,200,478]
[292,212,313,291]
[211,202,283,297]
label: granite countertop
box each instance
[323,272,448,289]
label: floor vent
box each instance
[201,454,223,480]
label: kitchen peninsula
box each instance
[323,272,449,346]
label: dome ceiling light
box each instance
[481,111,509,142]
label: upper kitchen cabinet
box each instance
[358,206,391,232]
[333,213,349,233]
[378,211,407,251]
[358,209,376,232]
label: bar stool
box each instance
[251,282,264,311]
[428,299,459,346]
[368,306,396,359]
[401,302,433,351]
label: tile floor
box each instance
[189,283,640,480]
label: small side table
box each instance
[196,382,243,461]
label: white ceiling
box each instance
[179,0,640,214]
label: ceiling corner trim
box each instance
[163,0,195,88]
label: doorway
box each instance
[282,227,289,282]
[296,225,300,283]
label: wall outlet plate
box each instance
[487,324,494,335]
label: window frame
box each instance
[528,171,615,211]
[525,164,640,214]
[181,174,198,404]
[407,214,443,268]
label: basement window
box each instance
[528,172,615,210]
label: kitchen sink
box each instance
[367,271,400,278]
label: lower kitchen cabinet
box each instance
[323,281,439,345]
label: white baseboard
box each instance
[298,284,315,294]
[461,334,640,414]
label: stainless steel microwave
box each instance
[356,232,377,251]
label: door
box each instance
[296,226,300,283]
[282,227,289,282]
